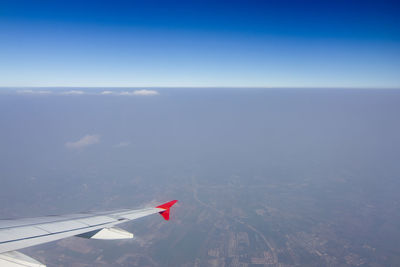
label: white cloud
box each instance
[99,90,159,96]
[61,90,85,95]
[17,90,52,95]
[65,134,100,149]
[101,91,114,95]
[113,141,131,148]
[132,89,159,96]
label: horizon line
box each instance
[1,86,400,90]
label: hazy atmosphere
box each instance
[0,88,400,266]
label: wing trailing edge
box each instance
[0,251,45,267]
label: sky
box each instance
[0,0,399,88]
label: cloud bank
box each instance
[15,89,159,96]
[100,91,114,95]
[65,134,100,149]
[100,89,159,96]
[17,90,52,95]
[61,90,85,95]
[132,89,159,96]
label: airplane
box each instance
[0,200,178,266]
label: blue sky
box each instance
[0,0,399,87]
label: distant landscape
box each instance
[1,88,399,266]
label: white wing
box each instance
[0,200,177,266]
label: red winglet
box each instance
[156,200,178,221]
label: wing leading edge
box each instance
[0,200,178,266]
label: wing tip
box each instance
[156,200,178,209]
[156,200,178,221]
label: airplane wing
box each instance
[0,200,178,266]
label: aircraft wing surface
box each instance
[0,200,177,266]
